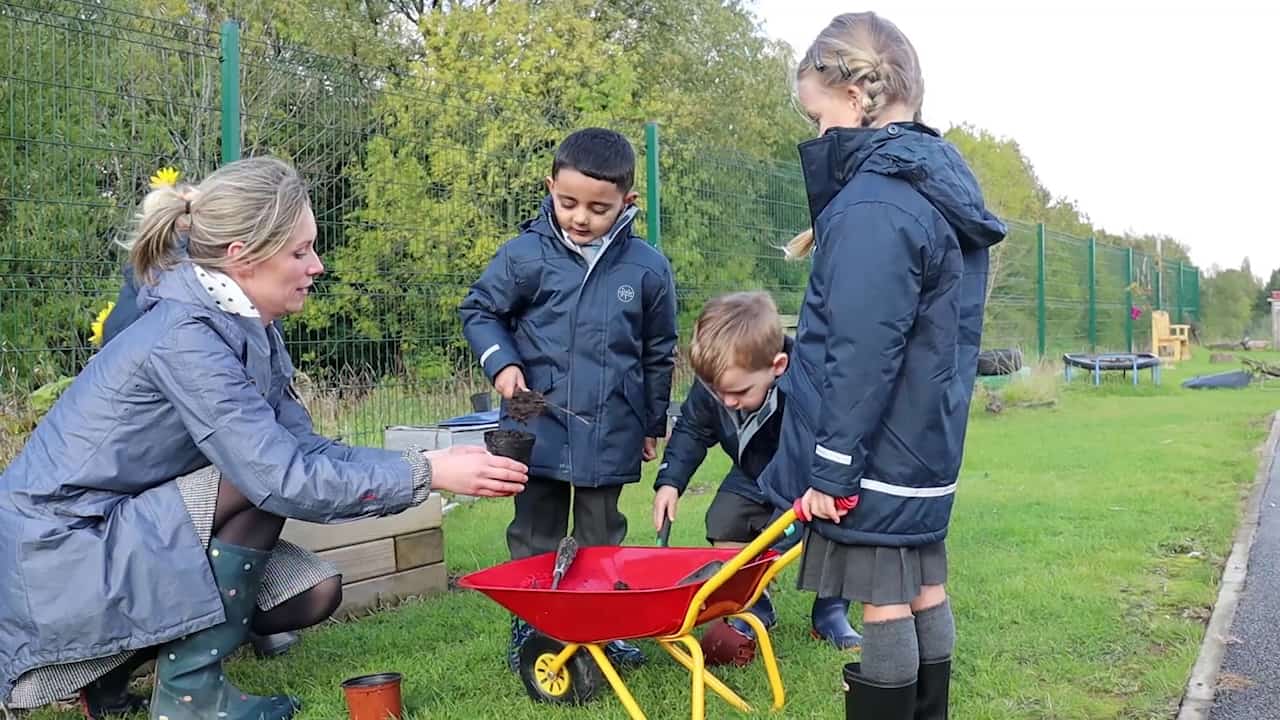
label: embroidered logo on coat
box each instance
[617,284,636,303]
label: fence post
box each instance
[1191,268,1200,321]
[1125,248,1134,352]
[1088,236,1097,352]
[1154,262,1163,311]
[1036,224,1047,358]
[220,20,241,164]
[1176,261,1185,324]
[644,122,661,249]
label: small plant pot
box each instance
[341,672,403,720]
[485,429,535,465]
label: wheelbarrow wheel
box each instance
[517,632,603,705]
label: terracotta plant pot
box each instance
[341,672,403,720]
[484,429,535,465]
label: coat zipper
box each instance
[560,206,639,485]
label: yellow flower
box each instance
[90,301,115,348]
[149,167,181,190]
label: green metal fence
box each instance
[1,5,1200,451]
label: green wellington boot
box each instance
[149,538,299,720]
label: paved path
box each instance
[1207,422,1280,720]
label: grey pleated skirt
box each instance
[797,527,948,606]
[5,466,339,710]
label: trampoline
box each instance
[1062,352,1161,386]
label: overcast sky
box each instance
[751,0,1279,278]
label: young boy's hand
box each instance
[494,365,527,399]
[642,436,659,461]
[653,485,679,530]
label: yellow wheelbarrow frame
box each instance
[529,507,804,720]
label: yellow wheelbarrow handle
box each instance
[670,494,858,638]
[670,506,799,638]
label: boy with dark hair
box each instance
[460,127,679,671]
[653,291,861,666]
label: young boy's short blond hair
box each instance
[689,291,784,385]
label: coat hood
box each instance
[798,122,1007,252]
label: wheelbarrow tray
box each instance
[457,546,779,644]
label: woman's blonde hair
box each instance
[785,12,924,260]
[122,156,310,283]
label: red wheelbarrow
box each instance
[458,501,847,720]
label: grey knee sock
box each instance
[859,616,919,686]
[914,598,955,662]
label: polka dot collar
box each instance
[193,265,260,318]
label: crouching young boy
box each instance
[653,291,862,665]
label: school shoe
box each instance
[249,630,300,659]
[726,588,778,638]
[507,615,536,672]
[78,656,151,719]
[915,657,951,720]
[148,539,300,720]
[604,640,646,670]
[811,596,863,650]
[843,662,916,720]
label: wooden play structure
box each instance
[1151,309,1192,362]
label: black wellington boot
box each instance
[844,662,916,720]
[915,657,951,720]
[148,539,299,720]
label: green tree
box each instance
[305,0,812,378]
[1200,263,1261,341]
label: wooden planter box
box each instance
[280,492,447,618]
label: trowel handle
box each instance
[550,536,578,590]
[657,515,672,547]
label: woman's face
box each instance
[229,205,324,323]
[797,74,864,136]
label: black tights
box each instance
[90,481,342,694]
[211,480,342,635]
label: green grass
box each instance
[24,352,1280,719]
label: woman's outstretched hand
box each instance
[425,445,528,497]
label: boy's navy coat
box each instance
[654,338,796,504]
[460,197,678,487]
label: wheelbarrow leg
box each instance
[731,611,786,710]
[675,635,707,720]
[583,643,647,720]
[661,637,752,714]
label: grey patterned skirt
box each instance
[797,527,948,606]
[5,466,339,710]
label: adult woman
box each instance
[0,156,527,720]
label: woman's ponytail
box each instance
[122,184,194,284]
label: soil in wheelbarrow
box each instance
[485,429,535,465]
[507,389,547,423]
